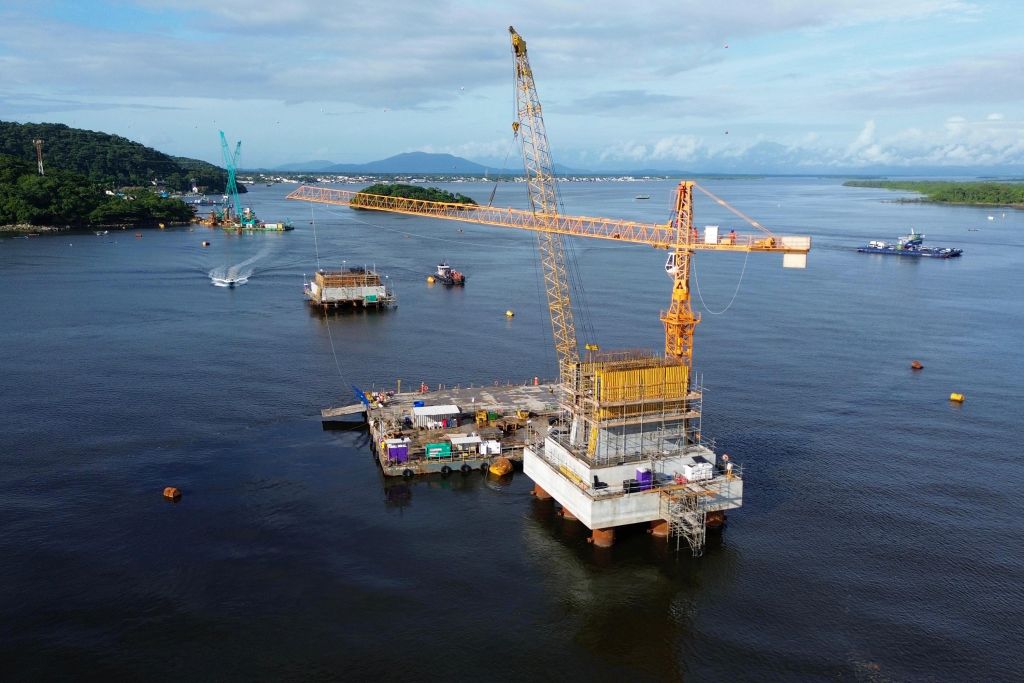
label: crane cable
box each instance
[692,247,751,315]
[308,204,356,396]
[693,181,774,235]
[487,135,518,207]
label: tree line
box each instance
[353,183,478,206]
[844,180,1024,205]
[0,154,194,227]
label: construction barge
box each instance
[322,382,561,476]
[305,266,395,310]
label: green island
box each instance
[352,183,477,207]
[0,121,239,194]
[1,154,194,231]
[844,180,1024,207]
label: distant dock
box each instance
[322,381,561,476]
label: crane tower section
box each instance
[509,26,580,385]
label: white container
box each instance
[704,225,719,244]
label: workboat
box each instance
[857,230,962,258]
[635,194,651,200]
[431,261,465,285]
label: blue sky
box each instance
[1,0,1022,172]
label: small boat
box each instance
[857,229,962,258]
[635,194,651,200]
[94,230,109,236]
[211,275,247,288]
[432,261,465,285]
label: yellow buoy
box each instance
[505,309,515,318]
[949,392,965,403]
[488,456,513,476]
[427,275,435,284]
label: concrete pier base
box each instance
[590,527,615,548]
[649,519,670,538]
[533,484,552,500]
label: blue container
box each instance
[413,400,425,407]
[636,468,653,491]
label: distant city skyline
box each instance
[2,0,1022,173]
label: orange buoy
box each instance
[911,360,924,370]
[533,376,539,386]
[163,486,181,501]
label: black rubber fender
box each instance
[402,468,414,478]
[460,463,472,474]
[441,465,452,476]
[480,462,490,472]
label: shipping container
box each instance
[425,442,452,458]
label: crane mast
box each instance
[662,182,699,365]
[219,131,243,223]
[509,26,580,385]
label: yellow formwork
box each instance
[594,364,689,403]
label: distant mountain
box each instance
[0,121,234,193]
[271,151,592,175]
[273,160,337,172]
[328,152,488,174]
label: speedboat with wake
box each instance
[211,275,248,288]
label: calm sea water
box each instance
[1,178,1022,680]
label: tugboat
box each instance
[431,262,466,286]
[857,229,962,259]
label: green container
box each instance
[365,294,378,303]
[425,442,452,458]
[487,411,500,420]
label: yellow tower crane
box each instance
[287,27,812,552]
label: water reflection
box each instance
[522,496,739,677]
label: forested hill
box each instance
[0,154,194,229]
[0,121,241,194]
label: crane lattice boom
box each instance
[509,26,579,383]
[285,185,811,255]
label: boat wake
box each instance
[210,274,249,288]
[208,243,273,287]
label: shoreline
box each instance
[883,198,1024,209]
[1,220,194,235]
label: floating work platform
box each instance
[305,266,395,309]
[322,382,561,476]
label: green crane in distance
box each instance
[219,131,256,228]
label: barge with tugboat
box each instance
[857,229,962,258]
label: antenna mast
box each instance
[32,139,44,176]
